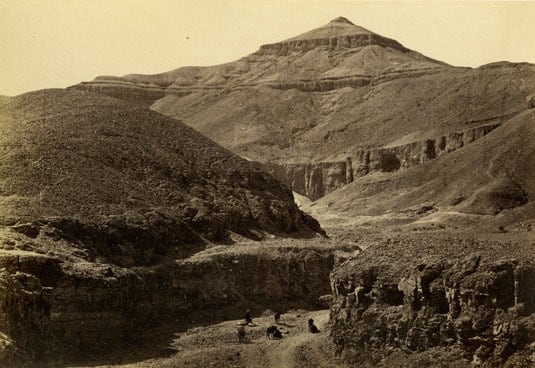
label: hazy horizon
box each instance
[1,0,535,96]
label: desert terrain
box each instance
[1,16,534,368]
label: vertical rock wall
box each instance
[330,255,535,366]
[0,246,334,365]
[265,124,500,200]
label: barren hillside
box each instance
[0,89,322,245]
[307,108,535,225]
[0,89,326,366]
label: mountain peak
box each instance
[329,16,355,25]
[282,17,378,43]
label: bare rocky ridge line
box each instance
[71,17,447,105]
[264,122,501,200]
[74,65,447,106]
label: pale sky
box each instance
[1,0,535,96]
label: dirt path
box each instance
[74,310,346,368]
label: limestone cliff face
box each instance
[263,159,353,201]
[264,124,499,200]
[0,241,334,365]
[354,122,500,175]
[255,33,408,56]
[330,253,535,366]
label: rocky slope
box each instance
[0,89,326,365]
[307,108,535,221]
[0,96,10,105]
[0,89,322,244]
[329,233,535,367]
[72,18,535,202]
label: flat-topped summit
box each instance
[283,16,377,43]
[253,16,409,56]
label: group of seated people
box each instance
[237,310,320,342]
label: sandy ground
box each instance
[71,310,346,368]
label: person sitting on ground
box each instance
[274,312,280,324]
[266,325,283,339]
[308,318,320,333]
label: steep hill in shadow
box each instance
[0,89,327,365]
[0,89,322,253]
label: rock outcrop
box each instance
[264,123,500,200]
[0,238,335,365]
[330,240,535,367]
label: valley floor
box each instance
[35,210,535,368]
[69,310,346,368]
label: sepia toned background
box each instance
[1,0,535,96]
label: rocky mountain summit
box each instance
[74,17,444,105]
[73,18,535,206]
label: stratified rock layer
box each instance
[263,123,500,200]
[330,238,535,367]
[0,237,335,365]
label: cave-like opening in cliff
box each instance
[381,153,401,172]
[379,285,404,306]
[425,139,437,160]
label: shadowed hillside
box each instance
[0,89,328,366]
[0,89,322,253]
